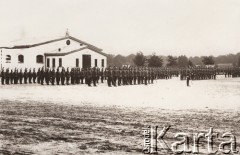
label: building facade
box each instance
[0,34,107,71]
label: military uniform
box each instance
[19,69,23,84]
[92,67,97,86]
[10,70,14,84]
[45,69,50,85]
[40,68,45,85]
[70,68,75,85]
[51,69,56,85]
[56,68,60,85]
[5,69,10,85]
[23,69,28,84]
[1,69,5,85]
[86,68,92,86]
[28,69,33,84]
[14,69,18,84]
[80,68,84,84]
[112,67,117,86]
[37,68,41,84]
[33,69,37,83]
[61,68,66,85]
[107,67,113,87]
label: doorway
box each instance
[82,55,91,68]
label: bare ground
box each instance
[1,100,240,154]
[0,76,240,154]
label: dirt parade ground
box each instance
[1,76,240,154]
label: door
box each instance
[82,55,91,68]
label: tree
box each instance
[188,60,194,67]
[202,56,215,65]
[177,55,188,67]
[167,55,177,67]
[238,56,240,67]
[114,54,127,67]
[148,54,163,67]
[189,56,203,66]
[133,52,145,66]
[107,54,115,67]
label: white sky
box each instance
[0,0,240,56]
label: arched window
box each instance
[36,55,43,63]
[6,55,11,63]
[18,55,24,63]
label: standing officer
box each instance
[85,68,89,85]
[76,68,80,84]
[10,69,14,84]
[28,68,33,84]
[37,68,41,84]
[87,68,92,86]
[70,68,75,85]
[80,68,84,84]
[118,67,122,86]
[32,68,37,83]
[40,67,45,85]
[112,66,117,87]
[5,69,10,85]
[107,67,112,87]
[186,74,190,86]
[151,68,154,84]
[51,68,56,85]
[100,68,104,83]
[92,67,97,87]
[56,68,60,85]
[122,67,126,85]
[14,69,18,84]
[129,67,133,85]
[144,67,148,85]
[45,68,50,85]
[23,68,28,84]
[133,67,137,85]
[1,68,5,85]
[66,68,70,85]
[19,69,23,84]
[61,67,66,85]
[137,67,141,85]
[96,68,100,84]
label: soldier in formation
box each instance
[1,66,240,86]
[180,67,217,80]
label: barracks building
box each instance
[0,32,107,71]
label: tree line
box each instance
[107,52,240,67]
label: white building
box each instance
[0,33,107,71]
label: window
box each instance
[18,55,24,63]
[36,55,44,63]
[102,59,104,67]
[52,58,55,68]
[47,58,50,67]
[59,58,62,67]
[76,58,79,67]
[66,40,71,45]
[6,55,11,63]
[95,59,97,67]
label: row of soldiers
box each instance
[0,67,179,86]
[0,68,38,85]
[1,66,240,86]
[180,67,240,80]
[219,68,240,78]
[0,67,102,86]
[180,68,217,80]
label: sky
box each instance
[0,0,240,56]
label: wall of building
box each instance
[0,38,100,70]
[46,48,107,69]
